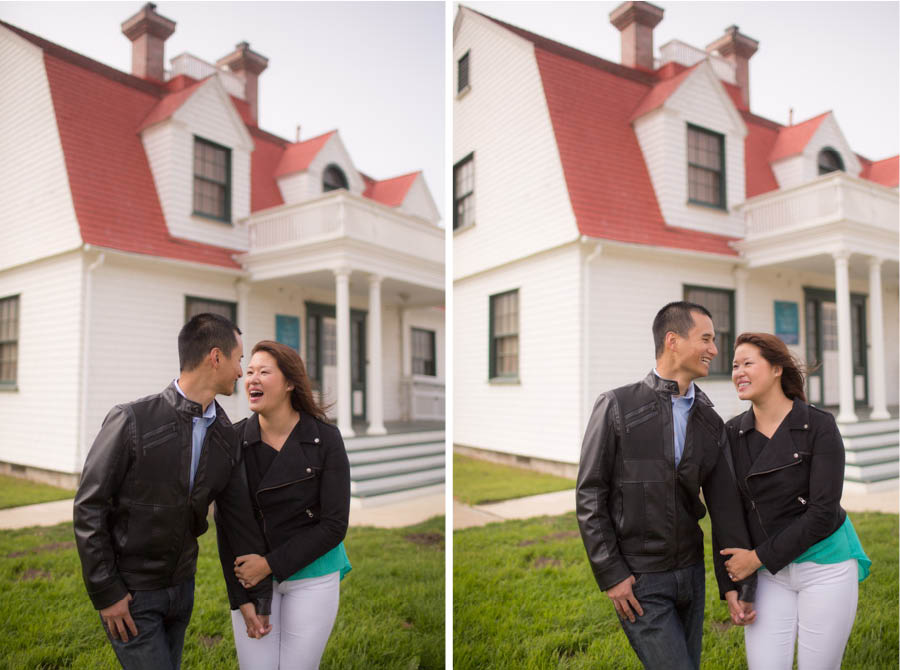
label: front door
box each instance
[804,289,867,407]
[306,302,367,421]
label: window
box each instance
[193,137,231,222]
[489,290,519,379]
[323,164,348,192]
[687,125,726,209]
[684,286,733,376]
[0,295,19,386]
[453,153,475,230]
[818,148,844,175]
[185,296,237,323]
[457,51,470,93]
[412,328,436,376]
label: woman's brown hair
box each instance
[251,340,330,422]
[734,332,809,402]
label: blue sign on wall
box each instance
[774,301,799,345]
[275,315,300,351]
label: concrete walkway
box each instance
[0,494,447,531]
[453,487,899,530]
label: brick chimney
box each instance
[706,25,759,108]
[609,1,664,71]
[121,3,176,82]
[216,42,269,123]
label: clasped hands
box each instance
[235,553,274,639]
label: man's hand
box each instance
[238,602,273,639]
[100,593,138,642]
[720,547,763,581]
[235,554,272,588]
[724,590,757,626]
[607,575,643,623]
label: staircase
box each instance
[345,429,445,507]
[840,417,899,494]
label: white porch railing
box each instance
[740,172,899,238]
[246,191,444,263]
[401,376,445,421]
[656,39,736,85]
[166,53,245,99]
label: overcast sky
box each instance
[463,1,899,161]
[0,1,446,219]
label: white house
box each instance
[453,2,899,492]
[0,4,445,504]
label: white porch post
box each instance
[334,267,355,437]
[833,250,858,423]
[236,280,251,419]
[366,275,387,435]
[733,267,749,336]
[868,257,890,419]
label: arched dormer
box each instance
[322,164,349,191]
[817,147,844,175]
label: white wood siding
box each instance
[0,27,81,269]
[454,244,582,462]
[772,114,863,190]
[635,64,746,239]
[398,174,441,224]
[0,252,83,472]
[453,9,579,280]
[276,133,366,206]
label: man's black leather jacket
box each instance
[576,371,756,601]
[73,383,272,613]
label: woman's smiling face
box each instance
[732,342,781,403]
[245,350,293,415]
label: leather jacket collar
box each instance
[242,411,322,448]
[243,411,324,492]
[162,382,232,427]
[641,370,714,408]
[737,396,809,435]
[737,397,810,477]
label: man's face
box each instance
[674,312,718,380]
[215,332,244,395]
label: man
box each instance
[74,313,272,669]
[576,301,756,670]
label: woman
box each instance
[216,340,351,670]
[720,332,870,670]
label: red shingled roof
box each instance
[859,155,899,188]
[274,131,337,177]
[768,112,830,162]
[363,171,419,207]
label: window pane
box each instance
[307,315,318,379]
[458,52,469,92]
[685,288,732,375]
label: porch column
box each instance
[236,280,250,419]
[833,250,858,423]
[334,267,355,437]
[366,275,387,435]
[868,257,890,419]
[733,267,749,336]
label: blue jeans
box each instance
[101,578,195,670]
[617,562,705,670]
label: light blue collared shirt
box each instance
[174,379,216,491]
[654,369,695,467]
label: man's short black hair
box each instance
[178,313,241,372]
[652,301,712,357]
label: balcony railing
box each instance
[167,53,245,99]
[740,172,899,238]
[246,191,444,263]
[656,39,736,85]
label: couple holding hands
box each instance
[577,301,870,670]
[74,313,349,670]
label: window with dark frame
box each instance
[489,290,519,379]
[185,296,237,324]
[687,125,726,209]
[0,295,19,385]
[453,153,475,230]
[684,285,733,376]
[323,164,349,192]
[412,328,436,376]
[457,51,470,93]
[193,137,231,222]
[817,148,845,175]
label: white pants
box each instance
[231,571,340,670]
[745,560,858,670]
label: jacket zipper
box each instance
[745,460,802,538]
[255,474,316,542]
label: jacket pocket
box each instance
[623,403,659,433]
[141,422,177,452]
[119,502,179,572]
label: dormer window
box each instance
[687,124,726,210]
[323,164,348,192]
[192,137,231,222]
[818,148,844,175]
[458,51,470,94]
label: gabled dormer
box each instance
[274,130,365,204]
[769,111,862,190]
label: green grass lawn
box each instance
[454,511,898,670]
[0,516,444,669]
[453,452,575,505]
[0,474,75,509]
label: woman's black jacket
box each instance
[216,411,350,610]
[724,398,846,575]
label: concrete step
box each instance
[343,430,445,452]
[842,478,900,494]
[351,454,445,481]
[843,432,900,451]
[845,460,899,482]
[348,441,444,466]
[837,418,899,437]
[350,467,445,497]
[350,482,445,508]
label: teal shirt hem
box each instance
[789,516,871,582]
[285,542,352,581]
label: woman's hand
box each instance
[724,590,757,626]
[237,602,272,639]
[235,553,272,588]
[720,547,763,581]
